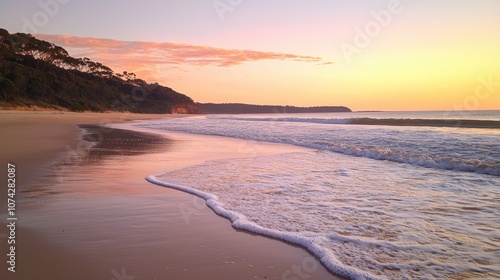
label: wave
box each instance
[146,175,382,280]
[297,142,500,177]
[348,118,500,128]
[140,117,500,279]
[137,117,500,177]
[210,116,500,129]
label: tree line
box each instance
[0,28,198,113]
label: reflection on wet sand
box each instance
[21,125,172,197]
[79,124,172,159]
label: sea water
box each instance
[137,111,500,279]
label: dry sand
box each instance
[0,110,343,280]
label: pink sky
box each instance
[2,0,499,110]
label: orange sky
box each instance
[3,0,498,111]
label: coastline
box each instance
[0,110,343,279]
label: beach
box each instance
[2,0,498,277]
[0,111,342,280]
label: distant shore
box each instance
[197,103,351,114]
[0,110,342,279]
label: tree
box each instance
[0,76,16,101]
[0,28,198,113]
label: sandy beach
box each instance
[0,110,342,280]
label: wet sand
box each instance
[0,110,343,279]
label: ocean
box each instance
[137,110,500,279]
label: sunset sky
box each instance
[1,0,499,111]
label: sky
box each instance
[1,0,499,111]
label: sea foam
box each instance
[146,174,382,280]
[137,116,500,176]
[138,113,500,279]
[146,151,500,279]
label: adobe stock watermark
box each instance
[339,0,410,63]
[110,267,135,280]
[179,196,206,225]
[282,256,319,280]
[213,0,243,21]
[454,74,499,111]
[443,73,499,126]
[22,0,71,34]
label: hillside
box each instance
[197,103,351,114]
[0,29,198,113]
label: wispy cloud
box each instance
[36,34,327,68]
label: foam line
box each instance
[146,175,382,280]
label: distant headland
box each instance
[197,103,351,114]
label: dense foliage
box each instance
[0,28,197,113]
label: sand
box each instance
[0,110,343,279]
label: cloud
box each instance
[35,34,326,68]
[319,61,335,65]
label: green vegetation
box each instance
[0,28,198,113]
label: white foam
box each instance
[146,174,382,280]
[136,117,500,177]
[145,150,500,279]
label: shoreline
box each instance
[115,121,346,279]
[0,110,343,279]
